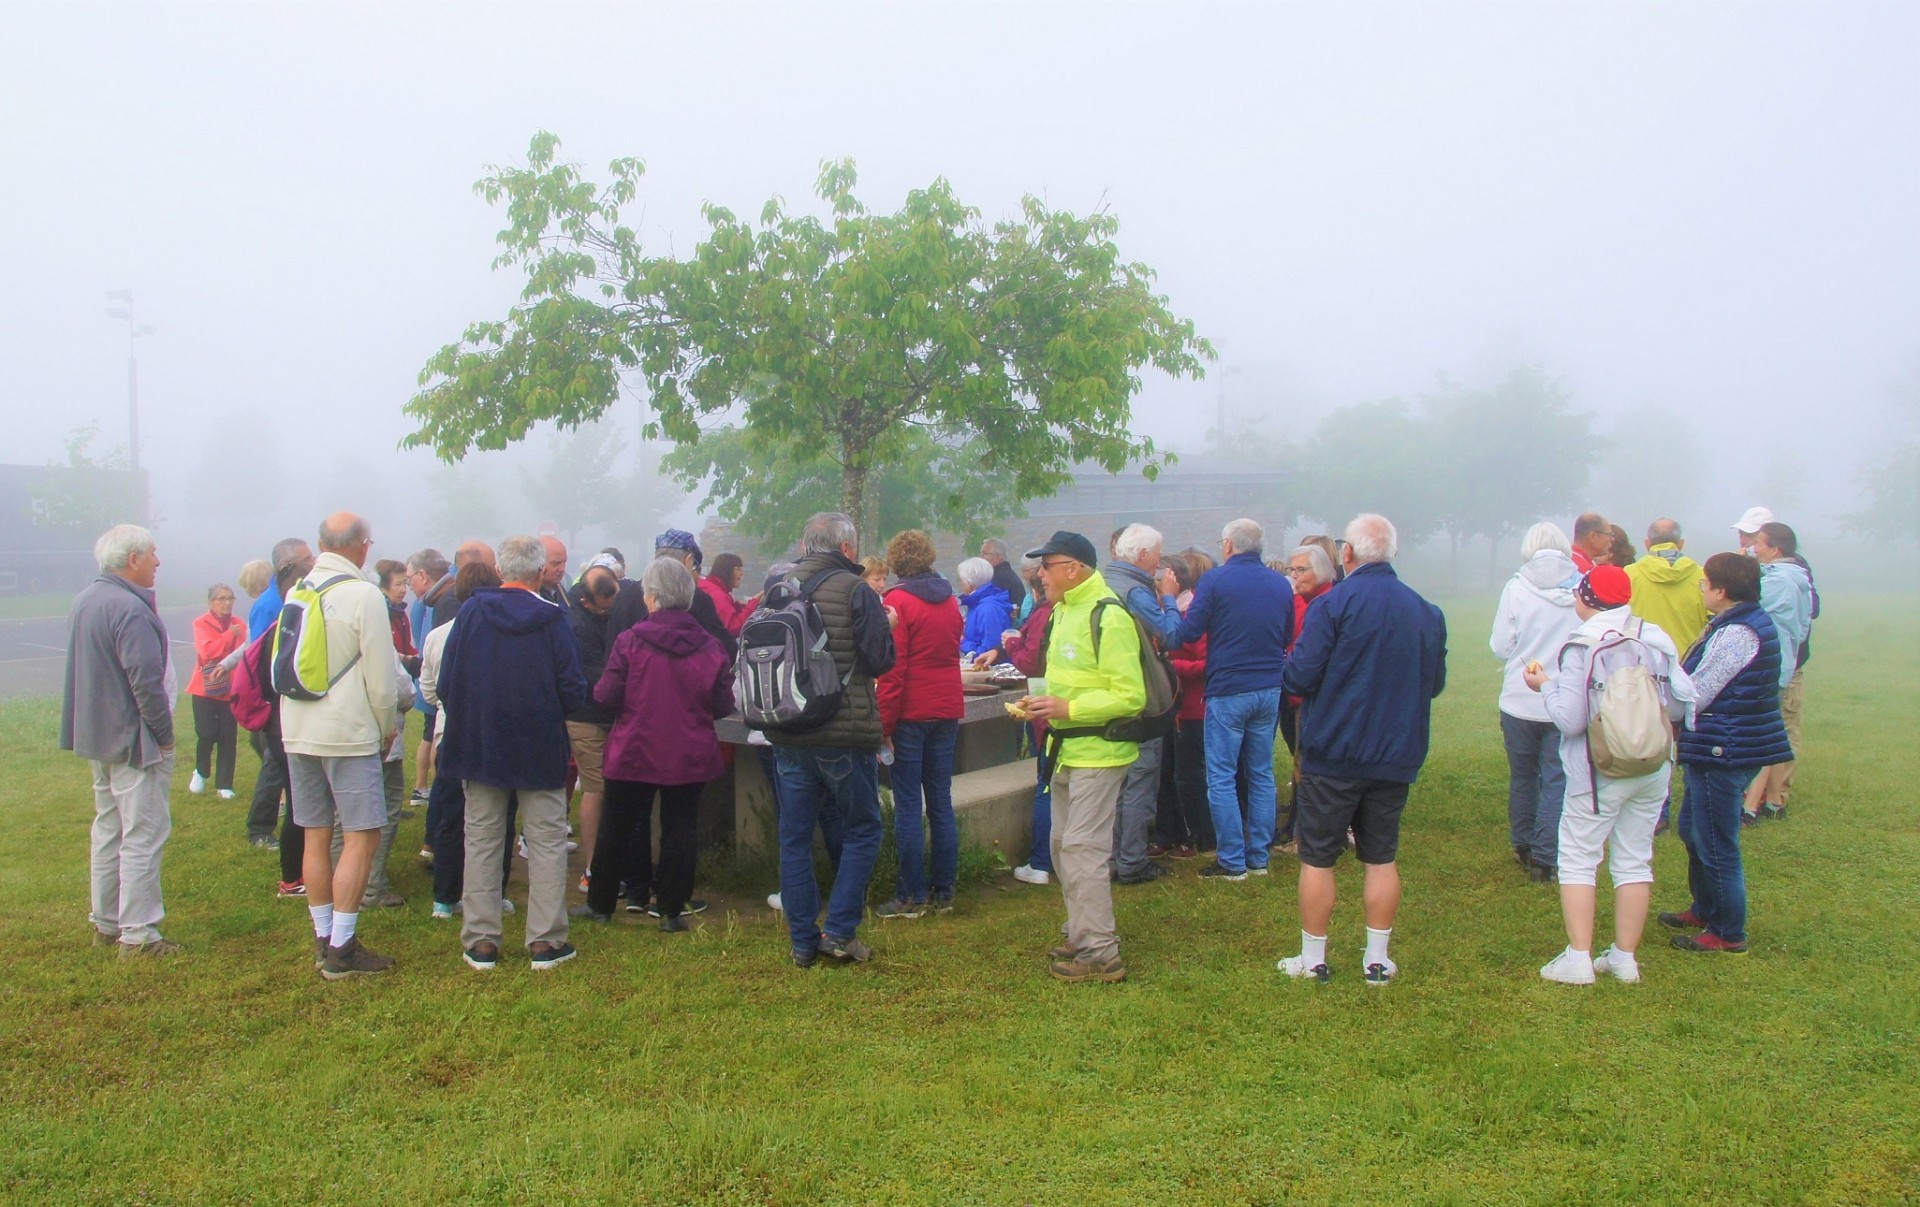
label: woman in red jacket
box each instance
[1278,542,1337,850]
[697,553,757,636]
[1161,554,1215,858]
[875,530,964,917]
[187,583,248,797]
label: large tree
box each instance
[403,132,1212,538]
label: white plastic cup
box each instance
[1028,677,1048,697]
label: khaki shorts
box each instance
[567,722,609,794]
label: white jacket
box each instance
[1541,606,1697,798]
[1490,550,1581,722]
[418,617,454,752]
[279,551,399,758]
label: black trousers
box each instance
[1169,717,1218,852]
[248,727,288,843]
[588,779,705,918]
[192,695,237,790]
[430,775,516,907]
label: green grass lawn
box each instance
[2,597,1916,1205]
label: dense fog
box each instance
[3,2,1915,592]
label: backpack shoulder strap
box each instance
[797,567,851,599]
[1087,597,1128,660]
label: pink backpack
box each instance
[229,624,277,732]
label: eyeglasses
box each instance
[1039,559,1077,571]
[1286,566,1313,576]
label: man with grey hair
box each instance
[537,535,569,607]
[769,512,896,966]
[1174,517,1295,879]
[979,536,1026,611]
[281,511,402,979]
[1571,512,1611,573]
[1279,513,1446,985]
[61,524,180,957]
[1099,522,1183,883]
[438,534,586,971]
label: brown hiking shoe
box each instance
[320,936,394,981]
[313,936,328,971]
[1049,955,1126,983]
[1048,944,1075,961]
[118,937,183,959]
[93,929,117,948]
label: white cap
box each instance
[1731,506,1774,534]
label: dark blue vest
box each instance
[1678,601,1792,769]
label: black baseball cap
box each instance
[1024,530,1099,568]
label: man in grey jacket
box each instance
[60,524,180,958]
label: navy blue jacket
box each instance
[437,586,587,790]
[1678,601,1791,769]
[1174,551,1294,696]
[1281,562,1447,783]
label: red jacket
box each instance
[877,575,964,735]
[1286,585,1330,707]
[1171,632,1207,722]
[188,611,247,698]
[697,575,755,636]
[1000,600,1055,740]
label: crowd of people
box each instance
[59,498,1810,988]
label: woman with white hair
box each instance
[955,556,1012,661]
[1490,521,1582,882]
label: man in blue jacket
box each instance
[1278,514,1447,986]
[439,534,587,973]
[1173,517,1294,879]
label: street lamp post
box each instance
[104,290,156,520]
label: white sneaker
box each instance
[217,789,235,800]
[501,899,516,915]
[1277,954,1331,981]
[515,836,528,860]
[1540,947,1596,985]
[1012,864,1051,885]
[565,840,578,853]
[766,893,783,911]
[1363,956,1399,987]
[1593,946,1641,983]
[188,771,206,795]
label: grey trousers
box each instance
[89,753,174,946]
[330,759,405,904]
[461,782,568,951]
[1053,764,1127,964]
[1110,736,1163,877]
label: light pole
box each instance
[105,290,156,524]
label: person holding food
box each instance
[874,530,966,918]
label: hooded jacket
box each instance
[1283,561,1448,784]
[1489,549,1581,722]
[1625,545,1710,654]
[565,578,618,726]
[958,580,1013,659]
[278,552,399,759]
[1758,559,1813,687]
[608,575,738,664]
[595,608,734,785]
[879,573,965,734]
[436,585,586,790]
[1541,606,1696,800]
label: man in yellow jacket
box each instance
[1019,531,1146,984]
[1625,518,1710,653]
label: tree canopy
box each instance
[404,132,1212,539]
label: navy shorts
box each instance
[1294,775,1410,868]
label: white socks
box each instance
[309,903,333,941]
[1364,926,1392,968]
[330,911,358,949]
[1300,931,1328,967]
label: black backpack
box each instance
[1044,598,1180,746]
[734,568,852,733]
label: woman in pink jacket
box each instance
[187,583,247,798]
[697,553,758,636]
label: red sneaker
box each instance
[1657,909,1705,930]
[277,880,307,898]
[1671,932,1748,955]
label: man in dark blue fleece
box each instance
[1277,513,1446,987]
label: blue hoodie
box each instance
[437,586,587,790]
[959,581,1012,658]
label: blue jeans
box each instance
[891,719,959,901]
[1204,688,1281,873]
[1500,712,1567,867]
[1028,723,1054,872]
[1680,763,1748,943]
[775,746,882,955]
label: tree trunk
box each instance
[841,458,874,548]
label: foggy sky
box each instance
[3,1,1916,571]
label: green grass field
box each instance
[3,597,1915,1205]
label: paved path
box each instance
[0,607,201,700]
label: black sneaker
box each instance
[659,914,690,933]
[1739,810,1759,828]
[1528,862,1558,884]
[529,941,577,970]
[930,893,955,913]
[1198,862,1247,882]
[320,936,394,980]
[1364,958,1399,986]
[646,898,707,918]
[791,945,818,968]
[876,898,927,919]
[410,788,429,803]
[463,940,500,971]
[625,896,650,914]
[568,904,611,923]
[1513,843,1531,869]
[1760,802,1786,821]
[819,932,873,962]
[1115,861,1170,886]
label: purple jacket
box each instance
[595,608,735,786]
